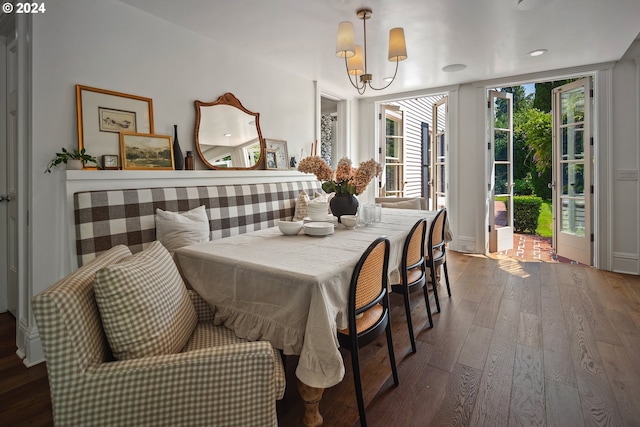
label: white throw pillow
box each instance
[94,241,197,360]
[155,205,210,253]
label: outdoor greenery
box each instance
[536,201,553,238]
[513,196,542,233]
[494,80,578,236]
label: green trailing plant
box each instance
[45,147,97,173]
[514,195,543,234]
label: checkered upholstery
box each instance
[33,245,286,427]
[74,181,322,266]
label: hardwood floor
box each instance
[2,251,640,426]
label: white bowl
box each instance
[340,215,358,228]
[278,220,303,235]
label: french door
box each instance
[380,105,404,197]
[488,90,514,252]
[552,78,592,265]
[430,97,447,210]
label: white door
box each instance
[5,37,18,315]
[431,96,448,210]
[489,90,514,252]
[379,105,405,197]
[552,78,592,265]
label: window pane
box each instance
[386,137,401,159]
[494,164,510,195]
[561,125,584,160]
[494,130,508,161]
[494,196,510,228]
[561,163,584,196]
[386,118,401,136]
[436,164,445,193]
[561,198,586,236]
[561,87,585,125]
[386,165,399,192]
[493,97,509,129]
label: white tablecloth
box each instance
[175,208,440,389]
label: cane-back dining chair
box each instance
[337,237,399,427]
[425,208,451,312]
[391,218,433,353]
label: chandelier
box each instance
[336,8,408,95]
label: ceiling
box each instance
[120,0,640,98]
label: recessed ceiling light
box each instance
[516,0,553,11]
[224,133,232,137]
[383,77,394,82]
[527,49,547,57]
[442,64,467,72]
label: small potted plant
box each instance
[45,147,98,173]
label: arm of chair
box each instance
[78,341,281,426]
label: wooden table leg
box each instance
[297,379,324,427]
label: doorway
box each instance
[378,94,448,206]
[488,77,593,265]
[0,13,17,315]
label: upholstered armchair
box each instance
[33,244,285,427]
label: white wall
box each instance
[611,39,640,274]
[30,0,316,294]
[22,0,317,361]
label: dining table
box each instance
[175,207,446,426]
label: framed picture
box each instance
[119,132,174,170]
[77,85,154,168]
[265,149,278,170]
[102,154,119,170]
[265,139,289,170]
[98,107,137,133]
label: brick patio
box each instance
[494,233,578,264]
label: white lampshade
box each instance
[347,45,364,76]
[336,21,356,58]
[388,27,407,62]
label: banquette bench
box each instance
[73,180,322,266]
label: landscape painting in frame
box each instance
[120,132,174,170]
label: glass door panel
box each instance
[553,78,591,264]
[489,90,514,252]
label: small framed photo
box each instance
[265,139,289,170]
[119,132,174,170]
[102,154,119,170]
[265,149,278,170]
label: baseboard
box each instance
[455,235,477,253]
[612,252,639,275]
[17,318,44,366]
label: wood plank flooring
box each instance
[2,251,640,426]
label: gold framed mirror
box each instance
[194,93,265,170]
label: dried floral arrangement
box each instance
[298,156,382,196]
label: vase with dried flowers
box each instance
[298,156,382,220]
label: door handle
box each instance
[547,182,555,189]
[0,195,10,202]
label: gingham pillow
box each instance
[155,205,210,254]
[94,240,197,360]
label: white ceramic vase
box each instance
[66,159,83,170]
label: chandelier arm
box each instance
[367,59,400,91]
[343,56,366,93]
